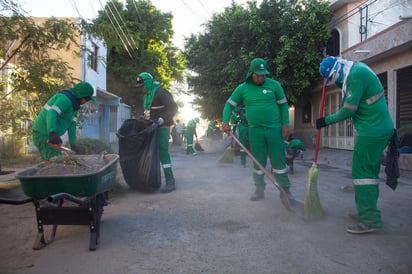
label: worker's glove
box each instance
[143,110,151,120]
[48,132,63,145]
[222,123,231,134]
[70,145,80,154]
[316,117,327,129]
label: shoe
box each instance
[346,223,377,234]
[250,189,264,201]
[160,184,176,193]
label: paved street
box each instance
[0,139,411,274]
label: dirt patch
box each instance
[34,155,110,176]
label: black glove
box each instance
[48,132,63,145]
[70,145,80,154]
[316,117,327,129]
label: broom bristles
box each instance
[219,147,234,163]
[304,162,324,220]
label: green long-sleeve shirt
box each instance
[32,92,78,145]
[325,62,393,137]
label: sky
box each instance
[19,0,256,49]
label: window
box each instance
[89,43,99,71]
[302,102,311,124]
[325,29,340,57]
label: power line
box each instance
[97,0,136,61]
[328,0,371,27]
[179,0,203,23]
[67,0,83,18]
[108,1,140,59]
[197,0,211,17]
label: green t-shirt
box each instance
[222,78,289,128]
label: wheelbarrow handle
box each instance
[0,197,33,205]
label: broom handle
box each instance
[314,79,327,163]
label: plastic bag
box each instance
[117,117,161,192]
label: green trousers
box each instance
[185,128,195,154]
[352,133,392,228]
[157,127,175,185]
[248,126,290,190]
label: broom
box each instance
[304,79,327,220]
[219,135,234,163]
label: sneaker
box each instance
[346,223,377,234]
[160,184,176,193]
[250,189,264,201]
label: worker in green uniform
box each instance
[317,56,394,234]
[32,81,94,162]
[222,58,294,203]
[137,72,178,193]
[232,106,249,167]
[185,117,199,155]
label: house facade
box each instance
[292,0,412,153]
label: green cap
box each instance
[70,82,95,102]
[246,58,270,80]
[249,58,270,75]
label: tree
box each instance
[184,0,331,120]
[90,0,185,115]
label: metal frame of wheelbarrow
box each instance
[32,192,109,251]
[0,191,109,251]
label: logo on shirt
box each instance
[262,89,272,94]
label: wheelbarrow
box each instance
[0,154,119,251]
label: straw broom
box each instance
[304,80,327,220]
[219,135,234,163]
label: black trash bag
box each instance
[385,129,400,191]
[117,117,163,192]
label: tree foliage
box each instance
[184,0,332,120]
[89,0,185,115]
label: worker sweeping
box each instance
[222,58,296,205]
[317,56,395,234]
[185,117,199,155]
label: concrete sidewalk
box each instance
[300,147,412,185]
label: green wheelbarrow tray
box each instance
[16,154,119,199]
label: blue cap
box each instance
[319,57,338,79]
